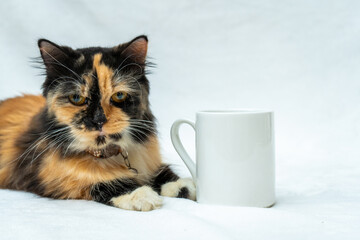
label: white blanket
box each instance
[1,149,359,240]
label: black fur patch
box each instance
[177,187,190,199]
[80,70,108,131]
[91,178,140,204]
[151,165,179,194]
[12,108,73,196]
[109,133,122,141]
[128,112,157,143]
[95,136,106,146]
[110,94,140,118]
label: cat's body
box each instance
[0,36,195,211]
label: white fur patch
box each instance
[161,178,196,201]
[110,186,162,211]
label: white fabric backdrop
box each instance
[0,0,359,239]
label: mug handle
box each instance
[170,119,196,179]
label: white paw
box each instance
[161,178,196,201]
[110,186,163,211]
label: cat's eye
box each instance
[68,94,87,106]
[111,91,127,103]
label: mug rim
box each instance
[197,109,273,114]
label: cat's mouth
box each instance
[86,144,122,159]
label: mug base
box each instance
[197,199,276,208]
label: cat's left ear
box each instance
[114,35,148,64]
[38,39,76,68]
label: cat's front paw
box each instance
[161,178,196,201]
[110,186,163,211]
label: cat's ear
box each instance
[115,35,148,64]
[38,39,75,68]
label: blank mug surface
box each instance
[171,110,275,207]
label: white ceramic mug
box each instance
[170,110,275,207]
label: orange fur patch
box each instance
[93,53,113,117]
[37,135,162,199]
[0,95,46,186]
[91,53,131,135]
[38,151,134,199]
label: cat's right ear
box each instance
[38,39,74,69]
[113,36,148,64]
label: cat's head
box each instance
[38,36,156,158]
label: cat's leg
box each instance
[91,178,162,211]
[151,165,196,201]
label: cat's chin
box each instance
[86,144,122,159]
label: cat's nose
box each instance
[93,119,107,131]
[96,121,105,128]
[93,107,107,129]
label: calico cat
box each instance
[0,35,195,211]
